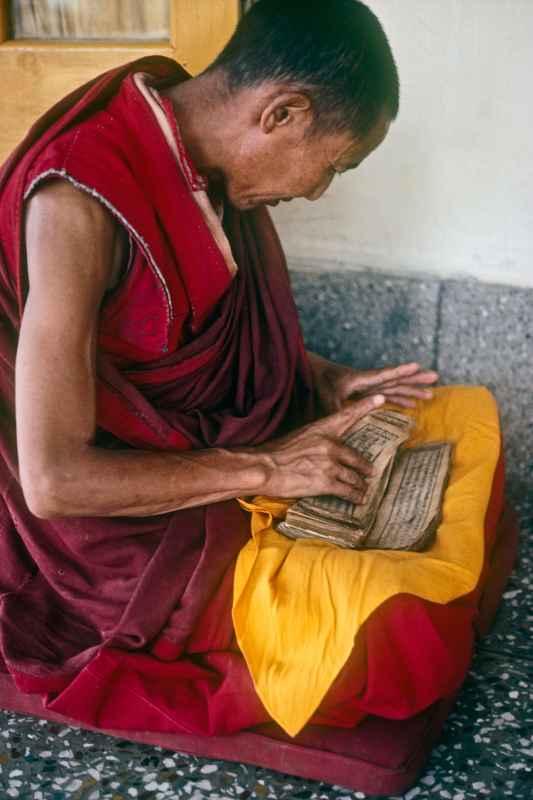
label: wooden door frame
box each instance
[0,0,240,160]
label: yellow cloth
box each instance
[232,386,500,737]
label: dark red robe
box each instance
[0,57,504,737]
[0,57,316,734]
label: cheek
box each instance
[286,163,324,196]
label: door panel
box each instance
[0,0,240,161]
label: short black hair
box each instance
[208,0,399,139]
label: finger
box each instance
[408,369,438,385]
[381,386,433,400]
[346,362,423,391]
[382,396,417,409]
[335,464,369,494]
[333,441,374,476]
[330,480,368,505]
[380,371,439,390]
[321,393,385,437]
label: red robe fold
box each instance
[0,57,503,737]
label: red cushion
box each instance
[0,503,518,796]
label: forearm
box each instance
[26,444,269,519]
[305,349,344,415]
[306,350,338,386]
[306,350,330,372]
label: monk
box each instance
[0,0,441,734]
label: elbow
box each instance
[21,470,72,520]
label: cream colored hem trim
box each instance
[24,168,174,330]
[133,73,238,279]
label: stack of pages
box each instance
[278,410,452,551]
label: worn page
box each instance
[277,519,356,548]
[364,442,452,551]
[279,506,366,546]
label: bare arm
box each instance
[17,181,381,519]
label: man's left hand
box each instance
[307,352,438,416]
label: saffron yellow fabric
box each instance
[233,386,500,737]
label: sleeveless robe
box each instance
[0,57,504,737]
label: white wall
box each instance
[272,0,533,287]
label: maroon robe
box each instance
[0,57,314,734]
[0,57,505,738]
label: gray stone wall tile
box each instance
[437,280,533,489]
[437,281,533,388]
[290,269,440,371]
[492,392,532,492]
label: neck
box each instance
[161,71,233,183]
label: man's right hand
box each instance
[256,394,385,503]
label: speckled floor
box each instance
[1,492,531,800]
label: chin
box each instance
[237,198,264,211]
[224,192,253,210]
[228,187,272,209]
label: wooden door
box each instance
[0,0,240,161]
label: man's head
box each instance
[211,0,399,141]
[200,0,398,208]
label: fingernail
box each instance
[374,394,385,405]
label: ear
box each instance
[260,92,313,136]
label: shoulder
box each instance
[26,178,117,244]
[24,178,125,298]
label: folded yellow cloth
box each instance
[233,386,500,736]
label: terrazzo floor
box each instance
[0,492,531,800]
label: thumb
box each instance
[324,393,385,437]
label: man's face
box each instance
[222,108,390,211]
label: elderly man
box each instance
[0,0,446,735]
